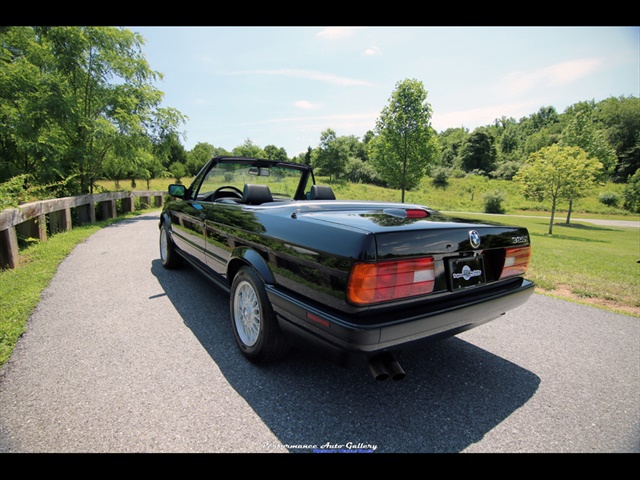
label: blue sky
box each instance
[127,26,639,158]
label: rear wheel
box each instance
[230,266,290,363]
[159,222,182,269]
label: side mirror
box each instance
[168,184,187,198]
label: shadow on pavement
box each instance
[151,259,540,453]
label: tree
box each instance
[169,161,187,184]
[529,106,560,131]
[370,79,438,202]
[263,144,288,161]
[312,129,350,181]
[595,96,640,182]
[186,142,225,176]
[436,127,469,169]
[0,27,64,185]
[515,145,602,234]
[459,129,497,175]
[622,169,640,213]
[232,138,265,158]
[559,106,616,222]
[0,26,186,194]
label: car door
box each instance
[165,170,208,267]
[202,202,241,279]
[166,200,207,267]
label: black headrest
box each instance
[243,184,273,205]
[310,185,336,200]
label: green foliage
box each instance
[0,26,186,194]
[598,192,620,207]
[312,129,351,181]
[2,26,639,209]
[490,160,521,180]
[623,169,640,212]
[344,157,380,185]
[0,174,83,208]
[430,166,450,189]
[436,127,469,168]
[232,138,266,158]
[483,190,506,214]
[370,78,439,202]
[560,107,617,176]
[264,144,289,161]
[169,162,187,183]
[459,129,497,174]
[515,145,603,234]
[0,175,31,209]
[595,96,640,182]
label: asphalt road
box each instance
[0,211,638,453]
[443,211,640,229]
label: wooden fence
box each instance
[0,190,164,269]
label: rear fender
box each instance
[228,247,275,285]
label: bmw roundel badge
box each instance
[469,230,481,249]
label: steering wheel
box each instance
[213,185,243,199]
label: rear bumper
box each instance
[268,279,535,366]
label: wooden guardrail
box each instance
[0,190,165,269]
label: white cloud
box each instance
[503,58,604,97]
[295,100,321,109]
[316,27,360,39]
[363,46,381,56]
[252,69,373,87]
[544,58,604,86]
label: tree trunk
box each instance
[549,199,556,235]
[566,199,573,224]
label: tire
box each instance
[159,222,182,269]
[230,266,290,364]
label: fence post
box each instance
[98,200,116,220]
[120,193,135,214]
[139,195,151,209]
[77,202,95,225]
[0,226,19,269]
[16,214,47,243]
[49,207,72,234]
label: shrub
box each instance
[449,168,466,179]
[483,190,507,214]
[169,162,187,184]
[0,175,31,209]
[491,161,521,180]
[344,157,380,185]
[430,167,450,189]
[598,192,619,207]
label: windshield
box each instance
[196,162,310,201]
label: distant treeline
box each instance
[1,27,638,205]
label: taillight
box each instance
[347,257,435,305]
[500,246,531,279]
[382,208,429,218]
[405,209,428,218]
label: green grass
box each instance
[329,176,638,218]
[448,213,639,315]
